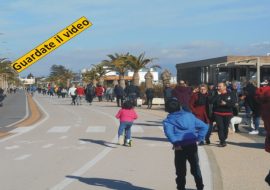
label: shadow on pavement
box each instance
[133,136,168,142]
[227,141,264,149]
[66,176,154,190]
[145,120,163,124]
[79,139,117,148]
[133,122,162,127]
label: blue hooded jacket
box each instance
[163,110,208,146]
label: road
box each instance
[0,90,28,129]
[0,94,212,190]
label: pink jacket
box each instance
[116,108,138,122]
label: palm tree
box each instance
[127,53,160,86]
[102,53,130,89]
[92,63,111,86]
[82,67,99,86]
[48,65,74,87]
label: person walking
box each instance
[164,83,173,112]
[231,81,241,132]
[163,98,208,190]
[105,86,114,102]
[115,100,138,146]
[85,83,95,105]
[114,84,125,107]
[255,85,270,186]
[210,82,235,147]
[172,80,192,111]
[95,84,104,102]
[68,85,77,105]
[76,85,85,105]
[245,81,261,135]
[189,84,211,145]
[145,87,155,109]
[125,82,140,106]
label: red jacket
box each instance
[256,86,270,153]
[189,92,210,124]
[76,87,85,96]
[95,86,104,97]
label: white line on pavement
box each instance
[47,126,71,133]
[59,136,68,140]
[11,127,34,133]
[86,126,106,133]
[14,154,31,161]
[42,144,54,148]
[5,145,20,150]
[132,125,144,133]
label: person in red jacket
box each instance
[189,84,210,145]
[95,84,104,102]
[76,85,85,105]
[255,85,270,186]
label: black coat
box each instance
[145,88,154,99]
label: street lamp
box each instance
[256,57,260,87]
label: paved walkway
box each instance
[1,93,270,189]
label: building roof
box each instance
[176,56,270,69]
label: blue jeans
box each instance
[118,122,133,140]
[253,115,261,131]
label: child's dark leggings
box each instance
[174,143,204,190]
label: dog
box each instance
[229,116,243,133]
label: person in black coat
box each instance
[114,84,124,107]
[145,88,155,109]
[125,82,140,106]
[163,83,173,112]
[210,82,236,147]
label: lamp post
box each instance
[256,57,260,87]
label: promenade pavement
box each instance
[0,92,269,190]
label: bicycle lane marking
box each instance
[49,105,119,190]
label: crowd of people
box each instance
[162,79,270,189]
[1,78,270,189]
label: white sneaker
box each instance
[249,130,259,135]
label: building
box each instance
[176,56,270,86]
[19,77,35,85]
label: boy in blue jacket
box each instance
[163,98,208,190]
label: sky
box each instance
[1,0,270,77]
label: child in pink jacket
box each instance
[116,100,138,146]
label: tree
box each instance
[82,67,98,86]
[0,58,18,88]
[127,53,160,86]
[102,53,130,89]
[48,65,74,87]
[92,63,110,86]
